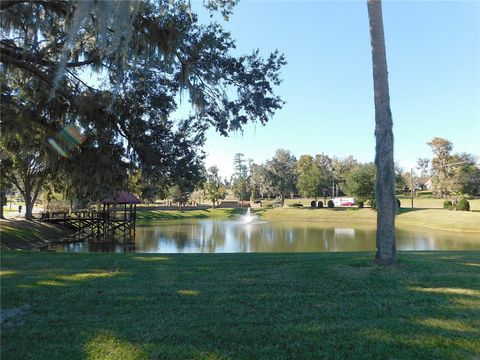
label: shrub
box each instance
[357,201,364,209]
[443,200,453,210]
[327,200,334,208]
[369,199,376,209]
[456,198,470,211]
[310,200,317,208]
[317,201,324,208]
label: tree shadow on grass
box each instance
[137,211,209,221]
[1,251,479,359]
[0,219,73,250]
[137,208,246,222]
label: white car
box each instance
[333,197,356,207]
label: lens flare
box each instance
[48,125,86,157]
[48,138,68,157]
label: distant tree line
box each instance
[224,150,377,206]
[208,139,479,207]
[193,150,372,207]
[7,136,475,217]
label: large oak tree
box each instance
[1,0,285,215]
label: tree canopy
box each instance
[428,138,480,197]
[264,149,297,205]
[344,163,376,204]
[232,153,250,201]
[204,166,225,208]
[296,155,330,200]
[0,0,285,213]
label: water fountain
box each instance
[241,207,256,224]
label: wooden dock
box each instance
[40,192,141,245]
[40,209,136,243]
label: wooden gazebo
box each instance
[102,191,141,240]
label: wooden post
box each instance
[410,168,414,208]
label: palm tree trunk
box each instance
[367,0,397,264]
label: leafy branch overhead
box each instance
[1,0,285,133]
[0,0,285,210]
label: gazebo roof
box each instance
[103,191,141,205]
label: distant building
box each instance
[417,177,432,191]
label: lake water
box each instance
[59,219,480,253]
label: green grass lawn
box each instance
[136,208,244,223]
[2,208,19,214]
[254,208,480,233]
[397,209,480,233]
[1,251,479,359]
[255,207,375,223]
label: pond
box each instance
[58,218,480,253]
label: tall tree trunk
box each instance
[76,198,88,210]
[0,191,5,219]
[367,0,397,264]
[20,173,46,221]
[23,178,33,220]
[25,197,33,220]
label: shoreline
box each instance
[1,207,479,250]
[136,207,480,233]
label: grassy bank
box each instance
[136,208,245,223]
[1,251,479,359]
[397,209,480,233]
[1,207,478,251]
[137,207,480,233]
[257,208,480,233]
[0,219,72,250]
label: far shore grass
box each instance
[2,251,480,359]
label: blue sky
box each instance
[180,0,479,178]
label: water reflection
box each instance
[63,240,135,253]
[58,220,480,253]
[396,228,479,251]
